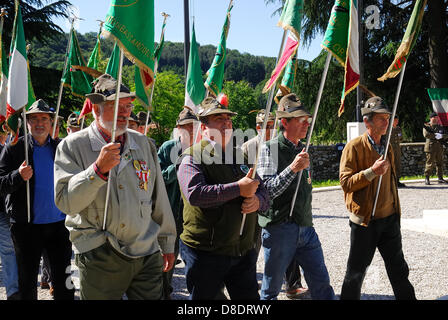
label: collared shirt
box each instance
[31,136,65,224]
[96,124,127,153]
[257,135,305,200]
[367,134,386,156]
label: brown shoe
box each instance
[286,287,310,300]
[40,281,50,289]
[49,286,54,296]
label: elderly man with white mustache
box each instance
[54,74,176,300]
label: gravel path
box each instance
[1,180,447,300]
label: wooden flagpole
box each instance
[370,61,407,218]
[102,47,125,231]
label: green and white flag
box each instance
[61,28,93,97]
[103,0,155,89]
[204,1,233,97]
[6,1,36,141]
[185,22,205,113]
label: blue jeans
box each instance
[0,212,19,297]
[261,222,335,300]
[180,241,259,300]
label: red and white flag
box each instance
[262,35,299,93]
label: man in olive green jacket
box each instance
[423,112,448,185]
[54,74,176,300]
[256,93,334,300]
[177,96,269,300]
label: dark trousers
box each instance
[285,257,303,291]
[10,221,75,300]
[180,241,259,300]
[340,214,416,300]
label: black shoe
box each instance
[7,292,21,300]
[425,176,430,185]
[397,181,406,188]
[438,178,448,184]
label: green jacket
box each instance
[157,138,183,233]
[179,140,259,257]
[258,133,313,228]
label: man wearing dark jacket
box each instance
[177,97,270,300]
[0,100,74,300]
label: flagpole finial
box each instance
[161,12,170,19]
[97,20,104,27]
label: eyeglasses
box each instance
[297,117,312,124]
[28,117,51,124]
[104,103,134,111]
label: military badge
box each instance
[133,160,150,191]
[240,164,250,175]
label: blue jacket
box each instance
[0,134,60,223]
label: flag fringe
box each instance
[102,30,155,86]
[262,43,299,94]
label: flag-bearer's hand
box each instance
[162,253,175,272]
[289,148,310,173]
[19,161,33,181]
[238,168,259,198]
[241,196,260,214]
[371,155,390,176]
[96,142,121,174]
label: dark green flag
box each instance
[61,29,93,97]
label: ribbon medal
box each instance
[133,160,150,191]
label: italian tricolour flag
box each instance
[7,1,29,119]
[428,88,448,126]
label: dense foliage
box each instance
[16,0,447,144]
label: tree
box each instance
[148,71,185,146]
[0,0,71,49]
[264,0,448,142]
[222,80,259,132]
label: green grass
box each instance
[312,175,432,188]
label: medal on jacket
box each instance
[306,169,312,184]
[133,160,150,191]
[240,164,250,175]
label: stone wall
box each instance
[309,142,448,181]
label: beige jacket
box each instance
[339,133,400,226]
[54,122,176,258]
